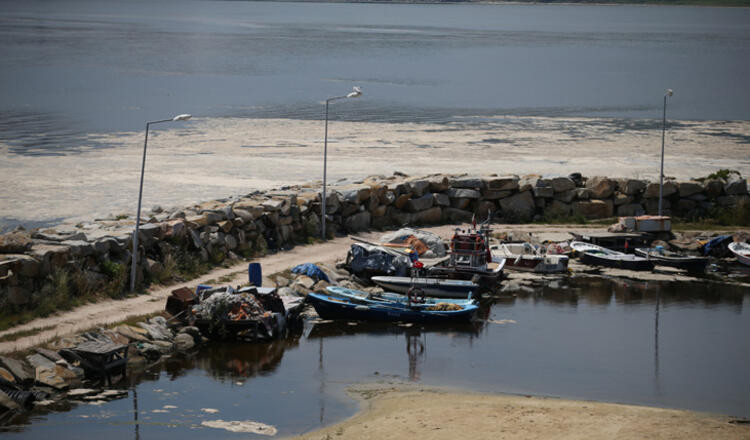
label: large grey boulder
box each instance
[533,186,554,198]
[616,179,647,195]
[585,176,616,199]
[573,200,614,219]
[428,176,451,192]
[406,193,434,212]
[724,175,748,195]
[613,193,633,206]
[499,191,536,222]
[0,231,32,254]
[550,177,576,193]
[481,190,512,200]
[0,356,34,383]
[547,200,572,216]
[442,208,474,223]
[677,181,704,198]
[415,207,443,225]
[433,193,450,206]
[447,188,481,199]
[575,188,592,200]
[450,198,471,210]
[450,177,486,190]
[703,179,724,198]
[486,176,519,191]
[408,180,430,197]
[553,189,576,203]
[344,211,371,232]
[644,181,677,198]
[617,203,645,217]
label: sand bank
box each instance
[1,116,748,229]
[289,384,749,440]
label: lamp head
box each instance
[346,86,362,99]
[172,114,192,121]
[665,89,673,97]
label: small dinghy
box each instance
[306,291,479,324]
[570,241,654,271]
[490,242,569,273]
[728,242,750,266]
[370,275,478,298]
[326,286,475,306]
[634,247,708,273]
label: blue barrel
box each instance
[248,262,262,287]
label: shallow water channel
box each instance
[4,276,750,439]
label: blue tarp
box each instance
[703,235,732,256]
[291,263,330,283]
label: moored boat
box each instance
[326,286,476,307]
[634,247,708,273]
[489,242,569,273]
[570,241,654,271]
[306,291,478,324]
[728,242,750,266]
[370,275,478,298]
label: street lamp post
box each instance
[321,87,362,240]
[658,89,673,217]
[130,114,191,292]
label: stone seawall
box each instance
[0,172,747,314]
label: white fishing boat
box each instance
[489,242,568,273]
[569,241,654,271]
[728,242,750,266]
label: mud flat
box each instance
[1,116,749,228]
[290,384,750,440]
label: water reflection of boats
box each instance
[305,318,486,339]
[196,340,294,380]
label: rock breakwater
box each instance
[0,171,747,320]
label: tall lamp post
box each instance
[321,87,362,240]
[658,89,673,217]
[130,114,191,292]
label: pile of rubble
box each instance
[0,315,205,425]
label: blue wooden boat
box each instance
[326,286,475,307]
[306,291,478,324]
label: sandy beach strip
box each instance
[289,384,750,440]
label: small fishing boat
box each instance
[570,241,654,271]
[489,242,569,273]
[326,286,476,307]
[306,291,478,324]
[728,242,750,266]
[634,247,709,273]
[370,275,478,298]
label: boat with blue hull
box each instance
[306,292,479,324]
[326,286,475,307]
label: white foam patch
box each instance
[487,319,517,325]
[201,419,278,435]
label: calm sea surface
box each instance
[2,278,749,438]
[1,0,749,153]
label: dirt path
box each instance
[0,231,387,353]
[289,384,749,440]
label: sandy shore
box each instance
[288,384,749,440]
[1,116,748,229]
